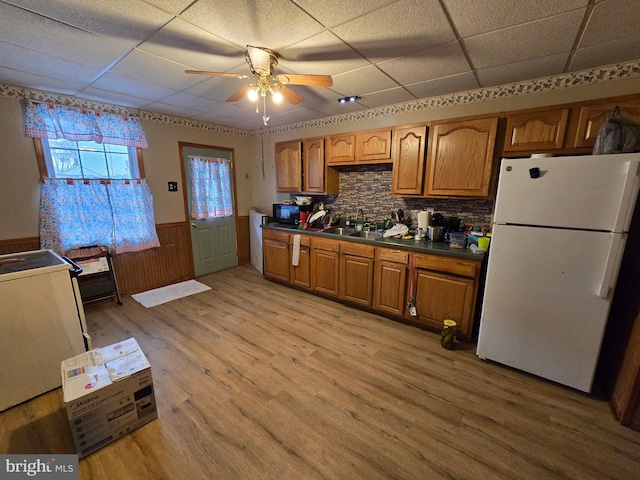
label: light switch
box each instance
[168,181,178,192]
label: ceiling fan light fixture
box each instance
[247,87,259,102]
[272,90,283,103]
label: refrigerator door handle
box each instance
[613,160,640,233]
[598,234,627,298]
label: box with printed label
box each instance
[61,338,157,458]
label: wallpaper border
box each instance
[1,59,639,138]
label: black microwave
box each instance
[272,203,312,224]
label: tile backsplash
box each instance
[304,165,495,229]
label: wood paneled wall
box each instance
[1,217,251,295]
[111,222,193,295]
[0,237,40,255]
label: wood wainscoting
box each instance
[112,222,193,295]
[1,216,250,295]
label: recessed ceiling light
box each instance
[338,96,361,104]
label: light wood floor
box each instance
[2,265,640,479]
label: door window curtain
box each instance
[190,156,234,219]
[24,101,148,148]
[40,179,160,254]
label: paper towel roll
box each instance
[418,211,431,231]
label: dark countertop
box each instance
[262,223,485,261]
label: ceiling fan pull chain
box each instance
[262,95,269,126]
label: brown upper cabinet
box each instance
[327,128,392,165]
[503,108,569,153]
[426,117,498,198]
[275,140,302,192]
[574,100,640,150]
[275,138,338,194]
[391,124,427,196]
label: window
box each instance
[35,138,145,180]
[42,138,139,179]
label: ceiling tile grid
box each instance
[0,0,638,131]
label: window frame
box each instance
[34,138,146,182]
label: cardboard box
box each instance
[61,338,157,458]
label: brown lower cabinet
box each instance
[410,253,481,340]
[339,242,375,306]
[263,229,483,340]
[311,237,340,296]
[263,229,290,283]
[373,248,408,316]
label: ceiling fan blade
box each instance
[226,85,251,103]
[279,85,304,105]
[185,70,251,80]
[246,46,272,76]
[275,74,333,87]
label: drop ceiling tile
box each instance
[0,67,86,95]
[477,53,569,87]
[0,2,130,69]
[330,65,399,97]
[443,0,588,38]
[465,10,585,69]
[89,72,177,102]
[142,102,203,118]
[570,34,640,71]
[155,91,224,112]
[277,31,370,76]
[110,49,203,90]
[137,18,246,71]
[179,0,325,51]
[292,0,396,28]
[377,41,470,85]
[331,0,455,63]
[5,0,173,46]
[405,72,479,99]
[185,77,252,103]
[143,0,195,15]
[76,87,156,109]
[267,107,329,126]
[357,87,416,108]
[579,0,640,48]
[0,41,103,85]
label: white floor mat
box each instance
[131,280,211,308]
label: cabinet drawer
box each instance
[263,229,290,243]
[376,248,409,264]
[340,242,375,258]
[413,253,478,278]
[290,233,310,247]
[311,236,340,252]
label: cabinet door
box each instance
[291,245,311,289]
[504,109,569,152]
[311,249,339,296]
[392,125,427,195]
[339,254,374,306]
[263,239,290,282]
[275,140,302,192]
[574,101,640,149]
[304,137,325,193]
[355,129,392,163]
[427,117,497,197]
[413,268,475,340]
[326,134,356,165]
[373,260,407,316]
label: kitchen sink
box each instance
[349,230,383,239]
[323,227,356,235]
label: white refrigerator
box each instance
[477,153,640,392]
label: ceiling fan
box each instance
[186,45,333,125]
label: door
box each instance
[477,224,624,392]
[181,144,238,277]
[494,154,640,231]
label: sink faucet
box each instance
[355,208,365,231]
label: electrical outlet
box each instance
[168,181,178,192]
